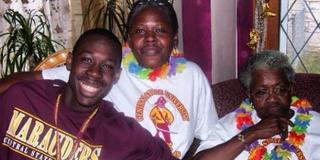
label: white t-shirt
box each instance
[207,107,320,160]
[42,61,218,158]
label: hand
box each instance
[269,108,294,120]
[277,116,294,141]
[241,116,294,143]
[269,108,294,141]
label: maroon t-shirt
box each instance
[0,80,176,160]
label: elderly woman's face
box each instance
[128,7,177,69]
[249,69,292,119]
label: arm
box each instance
[0,66,69,93]
[193,133,248,160]
[188,63,219,156]
[193,117,293,160]
[0,71,42,93]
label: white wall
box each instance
[211,0,237,84]
[69,0,83,46]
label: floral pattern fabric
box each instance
[0,0,72,48]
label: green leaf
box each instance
[0,9,65,77]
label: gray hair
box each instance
[239,50,295,90]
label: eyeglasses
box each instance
[250,85,290,99]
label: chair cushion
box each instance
[212,79,247,118]
[294,73,320,112]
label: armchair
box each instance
[33,49,70,71]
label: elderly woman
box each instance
[194,50,320,160]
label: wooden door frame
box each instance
[263,0,280,50]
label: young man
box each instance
[0,28,175,160]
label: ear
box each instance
[66,52,73,71]
[127,35,133,50]
[246,90,251,99]
[126,29,132,48]
[289,85,295,95]
[173,33,179,47]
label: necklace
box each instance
[235,96,313,160]
[54,94,99,160]
[122,45,187,81]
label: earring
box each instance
[171,47,182,57]
[245,98,254,109]
[251,101,254,109]
[171,47,177,56]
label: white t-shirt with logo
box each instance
[207,107,320,160]
[42,61,218,158]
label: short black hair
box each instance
[73,28,122,65]
[126,0,178,39]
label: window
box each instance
[280,0,320,73]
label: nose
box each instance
[145,31,156,42]
[87,64,102,79]
[265,90,279,102]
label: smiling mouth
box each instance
[141,46,160,56]
[79,81,101,96]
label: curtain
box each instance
[181,1,253,84]
[0,0,72,48]
[237,0,253,70]
[182,0,212,83]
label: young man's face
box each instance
[66,35,121,108]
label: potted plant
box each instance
[82,0,133,43]
[82,0,174,42]
[0,9,64,77]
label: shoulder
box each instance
[290,99,320,132]
[302,110,320,137]
[184,61,204,73]
[99,101,150,134]
[92,102,174,159]
[99,101,133,123]
[11,79,65,91]
[179,61,208,82]
[309,110,320,122]
[0,80,64,114]
[204,109,240,144]
[217,110,237,126]
[2,79,65,99]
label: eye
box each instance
[101,63,116,72]
[251,89,267,98]
[135,28,145,34]
[256,90,267,96]
[80,57,92,64]
[154,28,164,33]
[274,86,288,95]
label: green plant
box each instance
[83,0,133,42]
[82,0,174,42]
[0,9,64,77]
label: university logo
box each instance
[135,89,189,158]
[3,108,102,160]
